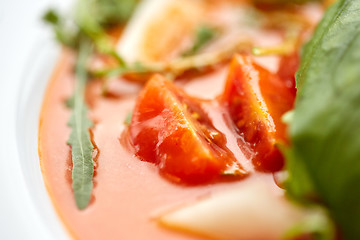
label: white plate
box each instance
[0,0,71,239]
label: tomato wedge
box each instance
[129,75,246,183]
[222,55,295,172]
[277,52,299,97]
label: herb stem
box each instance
[93,39,253,81]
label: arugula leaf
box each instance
[43,9,60,24]
[94,0,138,26]
[67,40,94,210]
[286,0,360,238]
[44,0,139,209]
[43,10,79,48]
[43,0,137,52]
[182,25,217,57]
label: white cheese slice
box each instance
[116,0,166,62]
[159,179,307,240]
[116,0,203,63]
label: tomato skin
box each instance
[129,75,243,183]
[277,52,299,97]
[222,55,295,172]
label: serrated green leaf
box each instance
[287,0,360,239]
[43,0,138,51]
[67,40,94,210]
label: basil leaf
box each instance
[287,0,360,239]
[67,40,94,210]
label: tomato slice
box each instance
[277,51,299,97]
[222,55,295,172]
[129,74,246,183]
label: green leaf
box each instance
[124,111,133,126]
[182,25,218,57]
[95,0,138,26]
[67,40,94,210]
[42,9,79,48]
[286,0,360,239]
[65,95,75,108]
[43,9,60,25]
[283,208,336,240]
[44,0,139,209]
[43,0,138,50]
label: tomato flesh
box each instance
[222,55,295,172]
[129,75,246,183]
[277,51,299,97]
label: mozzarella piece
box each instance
[159,179,306,240]
[116,0,203,63]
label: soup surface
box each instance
[39,1,322,239]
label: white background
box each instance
[0,0,71,239]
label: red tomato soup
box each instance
[38,1,323,239]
